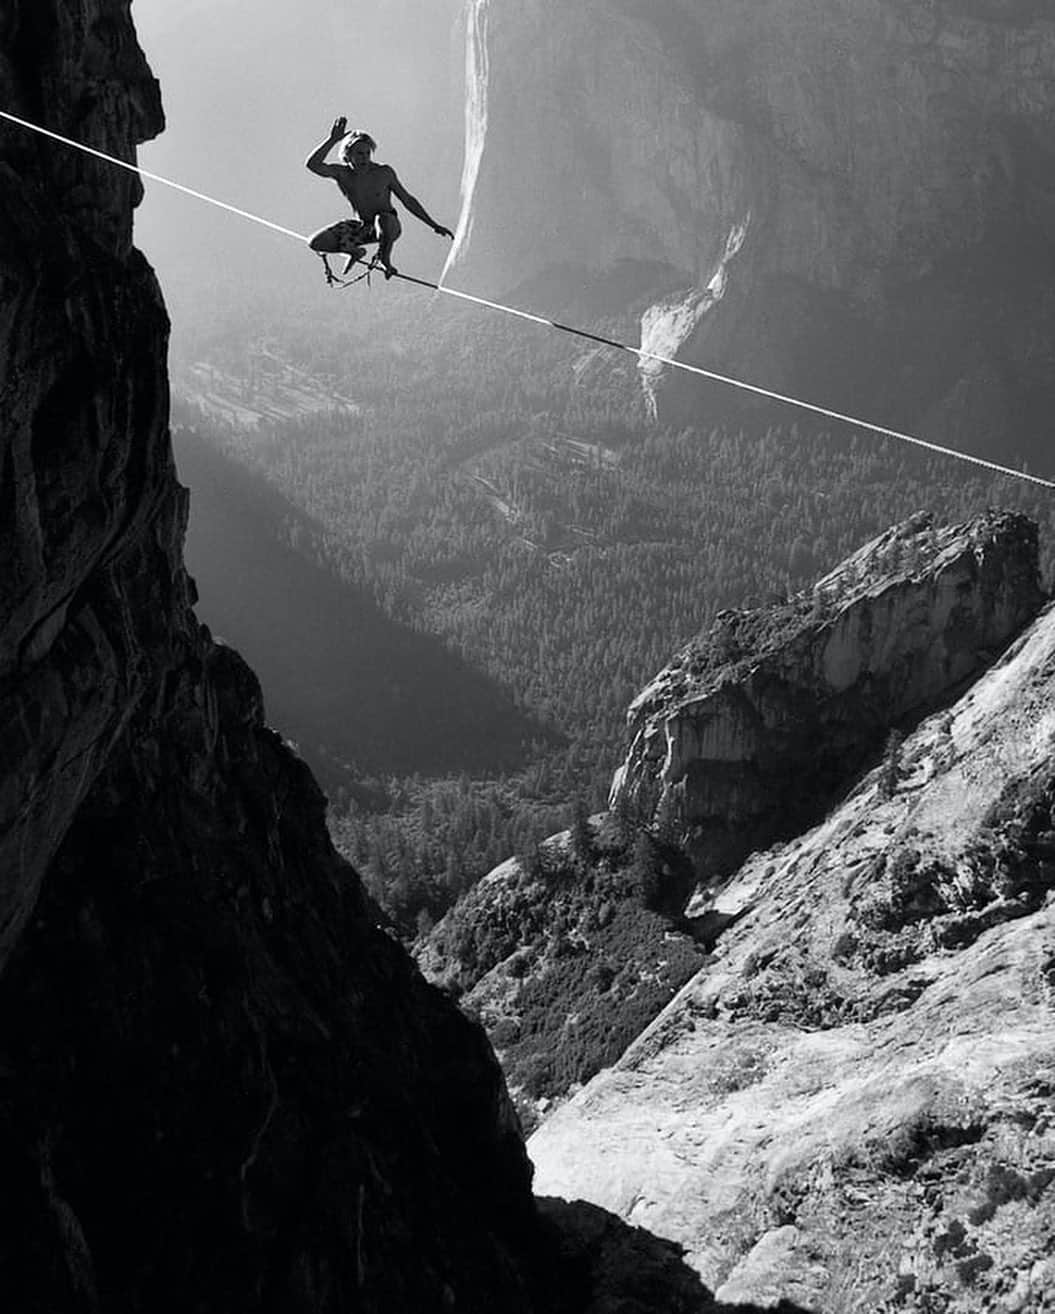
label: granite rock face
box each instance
[0,0,169,964]
[448,0,1055,456]
[0,4,550,1309]
[533,597,1055,1311]
[610,512,1045,879]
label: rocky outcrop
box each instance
[447,0,1055,460]
[532,598,1055,1311]
[610,511,1044,879]
[0,4,549,1309]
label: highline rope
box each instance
[2,107,1052,492]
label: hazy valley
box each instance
[172,295,1055,943]
[3,0,1054,1309]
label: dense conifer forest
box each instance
[173,289,1055,935]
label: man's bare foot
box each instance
[382,262,397,280]
[342,246,367,275]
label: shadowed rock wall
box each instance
[0,4,549,1309]
[0,0,170,963]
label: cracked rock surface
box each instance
[534,596,1055,1311]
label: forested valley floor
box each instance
[172,281,1055,939]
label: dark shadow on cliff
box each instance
[540,1197,818,1314]
[175,428,561,795]
[0,637,552,1314]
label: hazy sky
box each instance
[131,0,464,318]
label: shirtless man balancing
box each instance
[306,116,453,281]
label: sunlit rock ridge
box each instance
[534,558,1055,1310]
[610,511,1045,879]
[448,0,1055,457]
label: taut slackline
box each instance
[2,107,1052,492]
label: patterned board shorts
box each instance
[323,211,399,248]
[327,217,378,248]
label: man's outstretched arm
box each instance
[390,174,454,238]
[306,116,347,176]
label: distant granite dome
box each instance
[447,0,1055,461]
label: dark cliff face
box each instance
[448,0,1055,461]
[0,4,549,1309]
[0,641,545,1311]
[0,0,169,962]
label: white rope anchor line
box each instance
[4,106,1053,492]
[403,275,1055,489]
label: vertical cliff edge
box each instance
[0,5,551,1309]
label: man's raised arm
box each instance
[390,175,454,239]
[306,116,347,176]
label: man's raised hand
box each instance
[330,116,348,140]
[434,225,455,240]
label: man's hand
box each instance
[330,115,348,141]
[434,224,454,240]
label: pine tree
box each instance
[570,796,594,865]
[517,842,544,883]
[628,831,661,910]
[879,729,905,800]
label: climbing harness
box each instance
[1,107,1053,492]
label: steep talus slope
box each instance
[0,5,544,1309]
[611,511,1044,879]
[532,599,1055,1311]
[449,0,1055,458]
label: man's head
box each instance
[340,131,377,166]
